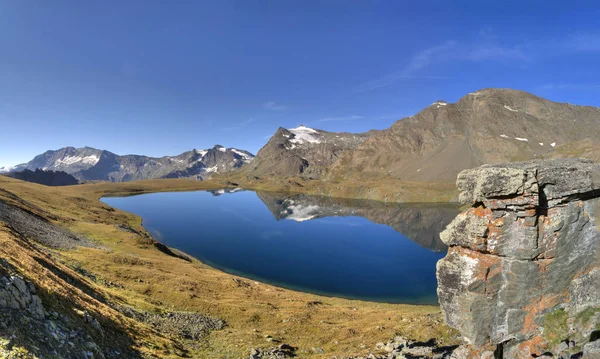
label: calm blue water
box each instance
[101,190,458,304]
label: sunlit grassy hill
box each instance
[0,176,458,358]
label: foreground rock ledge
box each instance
[436,159,600,359]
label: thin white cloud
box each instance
[223,118,256,131]
[352,35,538,94]
[263,101,287,111]
[352,41,456,93]
[318,115,364,122]
[465,45,531,62]
[403,41,458,75]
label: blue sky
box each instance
[1,1,600,166]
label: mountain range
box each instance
[242,88,600,183]
[7,145,254,182]
[5,88,600,185]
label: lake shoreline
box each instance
[101,189,458,305]
[0,175,461,358]
[72,175,460,204]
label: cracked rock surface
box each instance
[437,159,600,358]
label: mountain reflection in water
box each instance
[254,192,459,252]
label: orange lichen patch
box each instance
[451,247,502,283]
[521,294,562,336]
[460,344,496,359]
[537,259,554,272]
[472,205,492,218]
[486,225,503,239]
[516,335,549,358]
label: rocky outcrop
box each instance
[241,337,457,359]
[0,273,45,320]
[436,158,600,358]
[0,263,110,359]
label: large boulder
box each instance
[436,159,600,358]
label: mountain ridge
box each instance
[8,88,600,193]
[240,125,377,179]
[326,87,600,182]
[11,145,255,182]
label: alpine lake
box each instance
[101,189,459,305]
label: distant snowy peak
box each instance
[15,145,255,182]
[209,145,255,163]
[0,165,14,173]
[288,125,322,144]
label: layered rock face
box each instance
[436,159,600,358]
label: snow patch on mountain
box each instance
[55,155,100,167]
[230,149,254,162]
[289,126,322,144]
[0,165,14,173]
[205,165,218,173]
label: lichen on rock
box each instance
[436,159,600,358]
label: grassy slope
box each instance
[0,176,459,358]
[545,139,600,163]
[219,174,459,203]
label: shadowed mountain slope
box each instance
[5,169,79,186]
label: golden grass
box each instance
[219,173,458,203]
[546,139,600,163]
[0,175,459,358]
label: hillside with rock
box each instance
[436,158,600,358]
[11,145,254,182]
[327,88,600,182]
[241,126,375,179]
[5,169,79,186]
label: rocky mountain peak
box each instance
[12,145,255,182]
[240,125,373,179]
